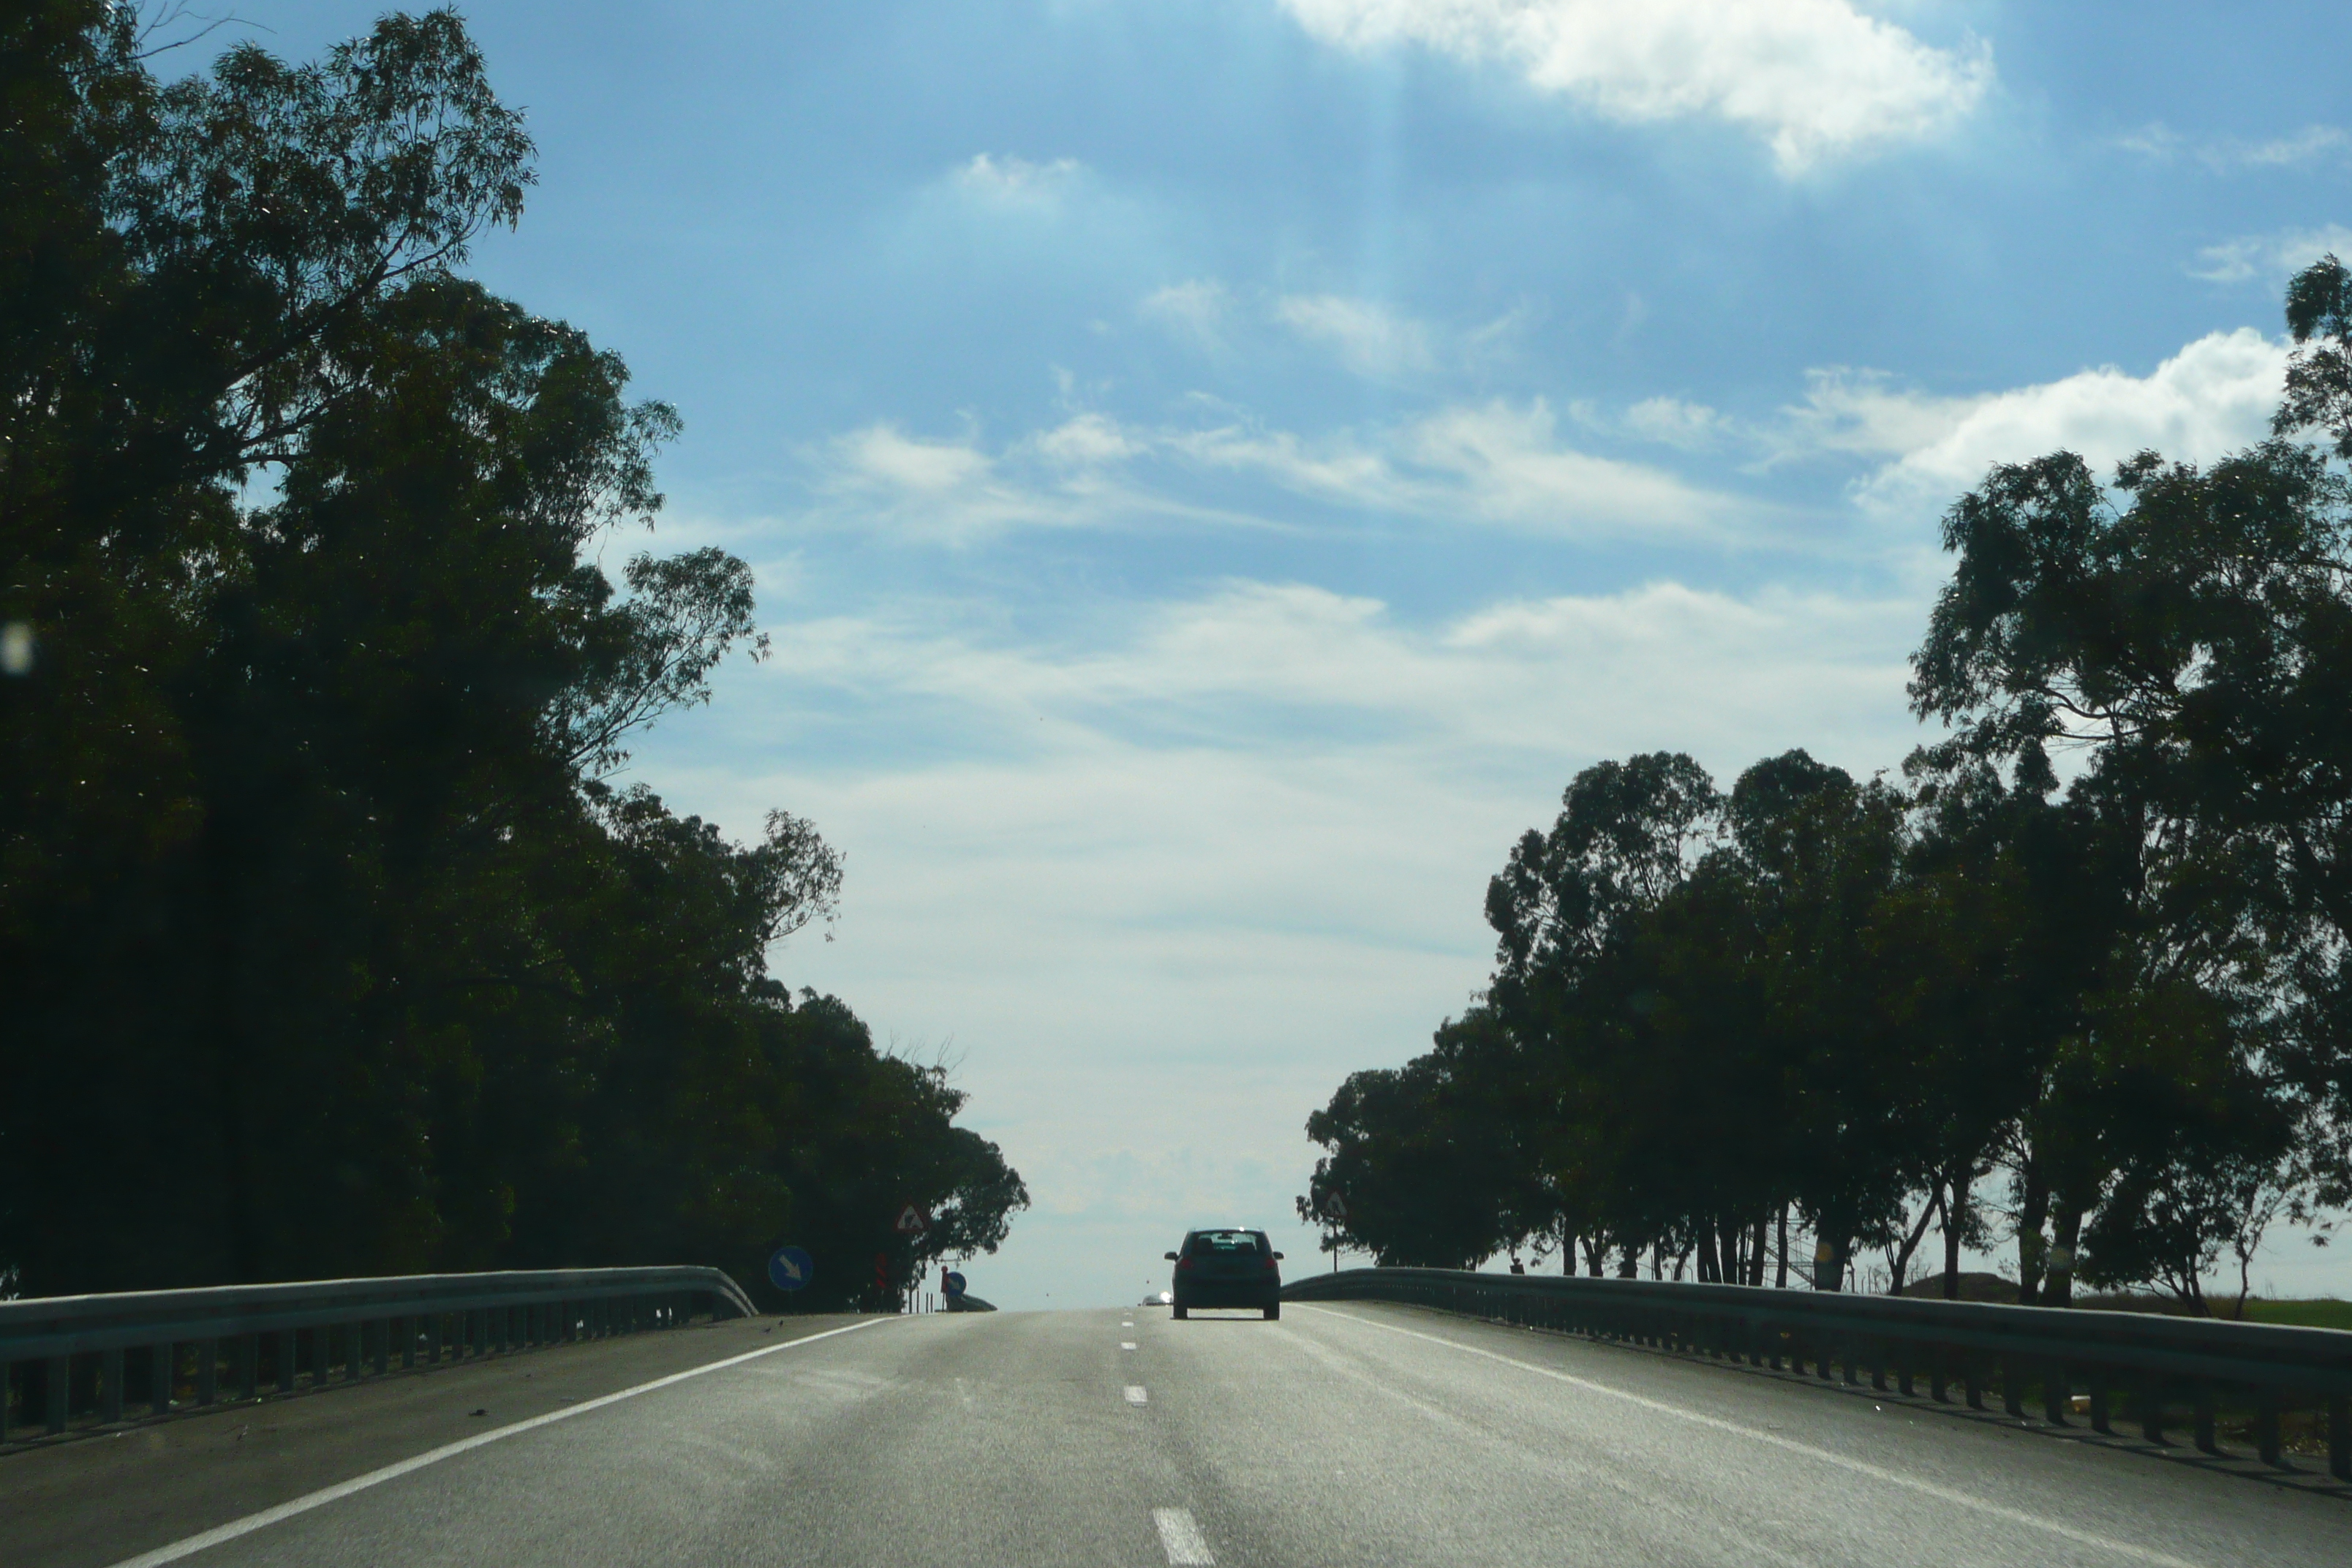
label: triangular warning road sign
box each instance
[894,1203,929,1235]
[1322,1192,1348,1221]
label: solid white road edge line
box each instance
[1300,1305,2209,1568]
[1152,1506,1214,1565]
[103,1317,893,1568]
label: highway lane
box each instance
[83,1301,2352,1567]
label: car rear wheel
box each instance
[1263,1303,1280,1320]
[1172,1303,1188,1319]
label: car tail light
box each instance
[1262,1255,1278,1270]
[1176,1256,1193,1270]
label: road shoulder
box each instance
[0,1314,864,1568]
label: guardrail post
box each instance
[100,1347,124,1423]
[372,1319,388,1376]
[237,1333,258,1400]
[1963,1358,1984,1411]
[2087,1376,2110,1434]
[2330,1395,2350,1480]
[2002,1360,2025,1419]
[1,1360,13,1442]
[2255,1392,2281,1467]
[151,1342,174,1414]
[45,1354,68,1433]
[1929,1350,1948,1403]
[2043,1362,2068,1426]
[2193,1385,2219,1455]
[2137,1376,2165,1444]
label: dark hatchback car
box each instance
[1164,1228,1284,1319]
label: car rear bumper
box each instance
[1173,1278,1281,1308]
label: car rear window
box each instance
[1186,1230,1267,1255]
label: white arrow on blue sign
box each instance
[942,1269,967,1298]
[767,1245,815,1292]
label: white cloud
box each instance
[651,571,1927,1306]
[2237,125,2352,167]
[2190,225,2352,287]
[1622,395,1726,448]
[1172,399,1744,540]
[1778,367,1991,459]
[1275,293,1439,375]
[1406,400,1738,534]
[1852,328,2288,514]
[1025,412,1142,468]
[834,423,992,494]
[1139,279,1232,350]
[2119,121,2352,172]
[954,152,1085,203]
[813,400,1746,546]
[1278,0,1992,172]
[815,423,1127,542]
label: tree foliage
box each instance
[0,6,1024,1309]
[1307,260,2352,1311]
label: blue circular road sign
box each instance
[942,1269,968,1298]
[768,1245,815,1292]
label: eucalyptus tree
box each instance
[1903,259,2352,1302]
[0,7,1028,1296]
[1302,1006,1548,1269]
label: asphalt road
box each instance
[28,1301,2352,1567]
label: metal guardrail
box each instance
[0,1265,757,1447]
[1286,1267,2352,1480]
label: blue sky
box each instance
[245,2,2349,1306]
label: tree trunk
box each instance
[1696,1223,1721,1284]
[1941,1173,1964,1299]
[1751,1213,1769,1286]
[2043,1200,2084,1308]
[2015,1158,2050,1306]
[1814,1233,1844,1292]
[1775,1204,1789,1289]
[1887,1191,1940,1295]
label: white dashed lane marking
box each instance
[1125,1385,1148,1404]
[1153,1507,1213,1565]
[1121,1341,1137,1350]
